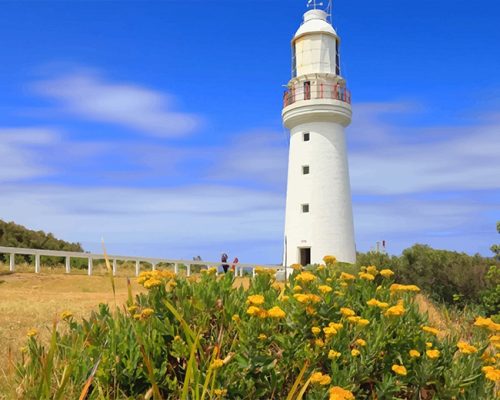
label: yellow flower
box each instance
[311,326,321,335]
[293,285,302,292]
[389,284,420,294]
[210,359,224,369]
[366,298,389,309]
[339,272,355,281]
[318,285,333,294]
[280,295,290,302]
[143,278,162,289]
[214,389,227,396]
[329,386,355,400]
[231,314,240,322]
[474,316,500,332]
[457,341,478,354]
[291,263,302,271]
[358,272,375,281]
[310,372,331,385]
[258,333,267,340]
[482,366,500,382]
[315,338,325,347]
[329,322,343,331]
[127,305,139,314]
[293,293,309,303]
[308,294,322,304]
[27,328,38,338]
[355,338,367,347]
[391,364,407,376]
[422,326,441,336]
[351,349,360,357]
[246,306,260,316]
[61,310,73,320]
[426,342,433,348]
[328,350,341,359]
[255,266,276,276]
[380,269,395,278]
[247,294,265,305]
[323,255,337,265]
[295,271,317,283]
[357,319,370,327]
[140,308,155,319]
[409,350,421,358]
[426,349,440,359]
[366,265,378,275]
[316,264,326,271]
[323,326,338,337]
[384,302,405,317]
[326,277,333,283]
[340,307,356,317]
[267,306,286,319]
[306,306,317,316]
[347,316,361,324]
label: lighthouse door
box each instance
[299,248,311,266]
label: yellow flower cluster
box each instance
[200,267,218,275]
[61,310,73,320]
[140,308,155,319]
[391,364,407,376]
[246,306,267,318]
[247,294,265,305]
[358,272,375,281]
[213,388,227,396]
[138,270,176,288]
[247,303,286,319]
[318,285,333,294]
[409,350,421,358]
[26,328,38,338]
[474,316,500,332]
[328,350,341,359]
[210,359,225,369]
[340,307,356,317]
[323,255,337,265]
[293,293,322,304]
[329,386,354,400]
[295,271,317,283]
[366,298,389,309]
[426,349,440,359]
[380,269,395,278]
[255,266,276,276]
[339,272,355,281]
[422,326,441,336]
[384,300,405,317]
[482,366,500,382]
[389,284,420,294]
[456,341,478,354]
[310,371,332,385]
[267,306,286,319]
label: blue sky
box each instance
[0,0,499,263]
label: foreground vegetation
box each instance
[9,259,500,399]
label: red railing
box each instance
[283,83,351,108]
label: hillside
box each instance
[0,220,83,257]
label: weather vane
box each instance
[307,0,323,9]
[307,0,333,18]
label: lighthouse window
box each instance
[302,204,310,213]
[302,165,310,175]
[304,81,311,100]
[303,132,310,142]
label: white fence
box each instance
[0,246,281,278]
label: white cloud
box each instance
[33,70,202,137]
[348,103,500,194]
[0,184,285,262]
[0,128,59,182]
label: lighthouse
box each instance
[282,4,356,266]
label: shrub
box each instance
[15,264,499,399]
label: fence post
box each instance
[152,263,156,271]
[88,257,93,276]
[252,267,256,278]
[65,256,71,274]
[112,259,117,276]
[135,260,140,276]
[186,264,191,277]
[35,254,41,273]
[174,263,179,275]
[9,254,15,272]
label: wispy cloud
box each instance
[0,128,59,182]
[33,69,202,137]
[349,103,500,195]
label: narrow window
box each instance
[302,165,310,175]
[303,132,310,142]
[335,41,341,76]
[302,204,310,213]
[304,81,311,100]
[292,43,297,78]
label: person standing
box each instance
[221,253,229,273]
[231,256,239,274]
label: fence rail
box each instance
[283,83,351,107]
[0,246,281,278]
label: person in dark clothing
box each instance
[221,253,229,273]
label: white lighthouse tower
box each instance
[282,2,356,266]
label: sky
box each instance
[0,0,499,264]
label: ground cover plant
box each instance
[12,258,500,399]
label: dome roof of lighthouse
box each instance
[294,9,337,39]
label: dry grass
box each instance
[0,271,147,395]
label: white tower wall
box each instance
[282,8,356,265]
